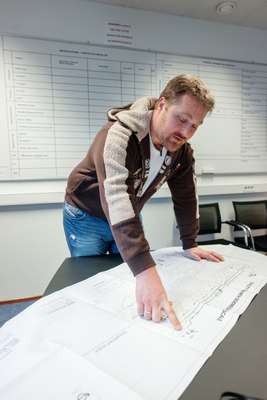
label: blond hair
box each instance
[159,74,215,112]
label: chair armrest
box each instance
[223,220,255,250]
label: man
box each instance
[64,74,224,330]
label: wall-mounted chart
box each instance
[0,35,266,180]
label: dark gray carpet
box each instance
[0,300,35,328]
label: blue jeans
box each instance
[63,202,119,257]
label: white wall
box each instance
[0,204,67,300]
[0,0,266,301]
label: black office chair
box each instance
[197,203,250,248]
[232,200,267,252]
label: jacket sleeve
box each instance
[167,145,199,250]
[93,121,155,276]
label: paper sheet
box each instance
[0,345,143,400]
[0,245,266,399]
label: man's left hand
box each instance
[184,247,224,262]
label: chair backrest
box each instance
[233,200,267,230]
[198,203,222,234]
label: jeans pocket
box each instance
[64,202,87,220]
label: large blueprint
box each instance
[0,245,266,399]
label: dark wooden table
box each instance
[45,255,267,400]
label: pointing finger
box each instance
[162,299,182,331]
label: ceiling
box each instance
[86,0,267,30]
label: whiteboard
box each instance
[0,35,267,180]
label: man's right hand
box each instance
[135,266,182,330]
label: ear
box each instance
[157,96,167,111]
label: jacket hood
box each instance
[107,97,157,136]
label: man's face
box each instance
[151,93,208,152]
